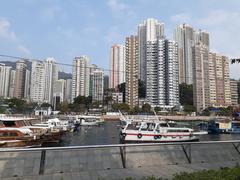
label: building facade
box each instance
[174,24,194,84]
[8,69,16,98]
[138,18,164,82]
[230,79,239,106]
[192,43,210,112]
[109,44,125,89]
[72,56,90,101]
[53,79,66,108]
[65,79,72,103]
[146,38,179,107]
[92,70,104,102]
[30,61,45,102]
[44,58,58,104]
[0,63,11,97]
[174,24,210,84]
[14,60,27,99]
[125,35,139,108]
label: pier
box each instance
[1,140,240,179]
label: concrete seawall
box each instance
[1,142,240,179]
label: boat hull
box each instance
[120,133,199,143]
[0,139,42,148]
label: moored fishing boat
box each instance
[69,115,104,126]
[120,119,207,143]
[0,116,63,144]
[0,127,42,148]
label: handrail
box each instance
[1,140,240,153]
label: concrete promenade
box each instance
[0,141,240,180]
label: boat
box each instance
[120,119,207,143]
[0,116,63,144]
[0,127,42,148]
[69,115,104,126]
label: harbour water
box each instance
[58,121,240,147]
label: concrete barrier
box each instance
[0,141,240,179]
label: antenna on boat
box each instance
[153,109,159,121]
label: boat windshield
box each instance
[2,121,16,127]
[126,122,142,130]
[140,123,155,131]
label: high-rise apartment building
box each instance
[230,79,239,106]
[92,70,104,102]
[146,38,179,107]
[0,63,11,97]
[192,43,210,112]
[194,29,209,49]
[208,53,232,107]
[30,61,45,102]
[8,69,16,98]
[125,35,139,108]
[14,60,27,99]
[44,58,58,104]
[65,79,72,103]
[138,18,164,82]
[104,75,109,90]
[72,56,90,101]
[53,79,66,107]
[109,44,125,89]
[174,24,194,84]
[194,49,232,112]
[24,69,31,99]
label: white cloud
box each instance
[0,18,16,40]
[0,17,31,56]
[17,45,31,56]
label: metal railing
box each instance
[1,140,240,175]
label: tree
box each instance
[179,84,193,106]
[118,83,126,103]
[112,103,130,112]
[57,101,69,113]
[5,98,27,113]
[184,105,196,113]
[138,79,146,98]
[73,96,92,109]
[142,103,151,113]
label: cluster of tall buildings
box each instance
[0,18,239,113]
[71,56,104,103]
[109,18,238,112]
[0,56,104,108]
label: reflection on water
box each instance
[57,121,240,147]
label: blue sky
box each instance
[0,0,239,78]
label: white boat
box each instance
[120,119,207,143]
[69,115,104,126]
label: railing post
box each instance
[233,143,240,155]
[181,144,191,164]
[120,146,126,168]
[39,150,46,175]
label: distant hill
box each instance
[58,71,72,79]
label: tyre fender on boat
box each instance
[154,135,162,139]
[137,133,142,139]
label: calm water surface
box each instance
[58,121,240,147]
